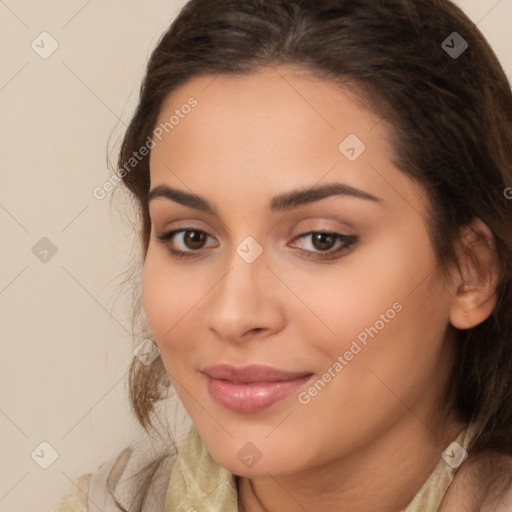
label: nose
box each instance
[205,250,286,344]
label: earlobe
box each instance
[449,218,501,330]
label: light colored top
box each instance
[55,422,495,511]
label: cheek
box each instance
[141,248,219,376]
[288,254,452,458]
[142,253,170,339]
[294,230,437,338]
[141,249,195,345]
[294,226,450,380]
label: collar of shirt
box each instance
[164,424,238,511]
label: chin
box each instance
[213,449,299,478]
[199,426,307,478]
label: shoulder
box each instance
[54,395,192,511]
[440,452,512,511]
[54,434,181,512]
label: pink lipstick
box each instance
[201,364,314,413]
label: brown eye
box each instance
[184,230,207,249]
[311,232,336,251]
[290,231,357,261]
[155,228,217,258]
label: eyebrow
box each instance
[146,182,382,214]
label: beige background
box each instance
[0,1,511,511]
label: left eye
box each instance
[290,231,356,255]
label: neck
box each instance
[237,412,465,512]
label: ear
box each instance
[449,217,501,330]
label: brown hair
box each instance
[116,0,512,467]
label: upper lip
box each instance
[201,364,313,383]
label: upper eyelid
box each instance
[160,228,217,243]
[153,219,216,236]
[153,215,355,234]
[158,226,350,238]
[147,187,379,238]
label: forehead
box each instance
[148,66,428,220]
[152,65,388,158]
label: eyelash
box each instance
[154,229,357,261]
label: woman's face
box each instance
[142,66,459,477]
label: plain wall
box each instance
[0,1,510,510]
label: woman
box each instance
[56,0,512,510]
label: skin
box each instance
[141,66,498,512]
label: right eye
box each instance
[154,229,218,258]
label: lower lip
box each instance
[205,374,313,413]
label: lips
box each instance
[201,364,314,413]
[202,364,312,383]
